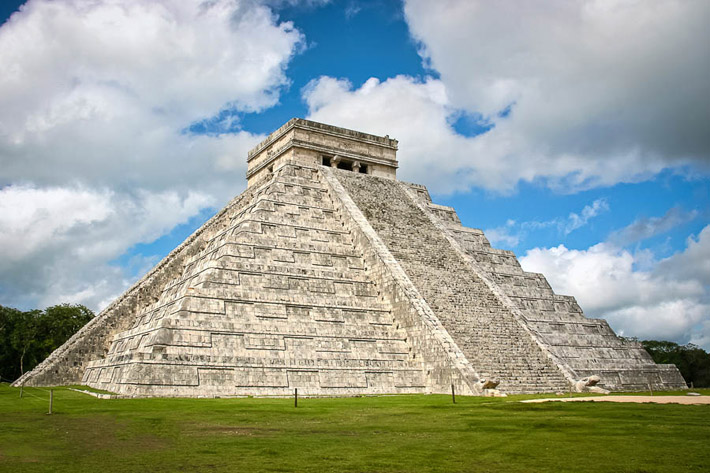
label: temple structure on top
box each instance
[246,118,399,186]
[15,119,686,397]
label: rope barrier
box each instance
[3,381,65,406]
[16,389,47,402]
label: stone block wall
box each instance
[322,167,482,395]
[405,183,686,392]
[16,156,685,395]
[80,162,429,397]
[335,171,570,394]
[13,184,260,388]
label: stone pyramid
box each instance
[15,119,686,396]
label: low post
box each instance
[48,389,53,415]
[294,388,298,408]
[451,383,456,404]
[648,381,653,396]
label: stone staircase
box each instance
[334,171,569,394]
[83,163,427,397]
[16,117,685,396]
[414,188,687,392]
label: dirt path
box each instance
[521,395,710,405]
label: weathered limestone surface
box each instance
[334,171,570,394]
[13,184,261,388]
[247,119,398,187]
[15,118,685,395]
[403,183,686,392]
[321,167,483,396]
[79,162,430,396]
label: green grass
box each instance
[1,384,709,472]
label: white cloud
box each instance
[0,185,214,310]
[0,0,303,190]
[564,198,609,234]
[484,220,520,248]
[403,0,710,180]
[0,0,304,311]
[483,198,608,249]
[520,225,710,349]
[344,1,362,19]
[0,185,113,262]
[303,75,501,193]
[658,226,710,288]
[607,300,706,342]
[304,1,710,194]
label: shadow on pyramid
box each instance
[14,119,686,397]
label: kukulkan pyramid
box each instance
[15,119,686,397]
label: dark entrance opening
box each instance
[337,160,353,171]
[322,156,331,166]
[359,164,368,174]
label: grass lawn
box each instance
[1,384,709,472]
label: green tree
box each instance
[642,340,710,388]
[37,304,94,362]
[0,303,94,383]
[0,305,24,382]
[10,309,42,378]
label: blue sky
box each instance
[0,0,708,348]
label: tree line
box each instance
[1,302,708,387]
[0,303,94,383]
[641,340,710,388]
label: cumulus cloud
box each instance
[0,0,303,189]
[303,75,500,193]
[304,2,709,193]
[0,184,214,310]
[0,0,304,310]
[658,226,710,288]
[404,0,710,182]
[0,186,113,262]
[520,225,710,349]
